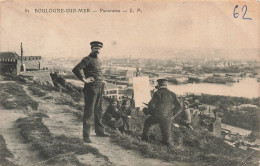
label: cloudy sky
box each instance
[0,0,259,60]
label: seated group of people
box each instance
[103,97,193,134]
[103,98,133,133]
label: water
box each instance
[66,77,260,98]
[168,78,260,98]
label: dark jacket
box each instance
[103,105,121,121]
[119,107,132,131]
[72,54,103,81]
[148,87,181,117]
[120,107,132,118]
[103,105,124,129]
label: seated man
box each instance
[103,99,124,130]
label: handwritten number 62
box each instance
[233,5,252,20]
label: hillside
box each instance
[0,73,259,166]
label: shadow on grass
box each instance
[16,113,111,165]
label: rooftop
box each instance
[0,52,42,60]
[106,83,118,89]
[0,52,19,59]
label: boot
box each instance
[83,137,92,143]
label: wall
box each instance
[19,70,54,86]
[17,57,41,72]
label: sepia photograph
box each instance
[0,0,259,165]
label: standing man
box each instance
[72,41,109,143]
[141,79,181,147]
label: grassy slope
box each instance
[33,79,258,165]
[16,113,111,166]
[0,82,38,111]
[107,112,259,166]
[0,76,109,165]
[2,75,258,165]
[0,135,17,166]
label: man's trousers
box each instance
[83,82,105,139]
[142,115,172,144]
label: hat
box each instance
[90,41,103,48]
[157,78,168,86]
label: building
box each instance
[104,66,136,77]
[103,66,137,86]
[0,52,41,75]
[0,52,19,74]
[104,83,119,100]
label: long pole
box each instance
[20,42,23,66]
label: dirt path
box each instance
[0,81,42,166]
[22,84,177,166]
[0,108,41,166]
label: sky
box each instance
[0,0,259,60]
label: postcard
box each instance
[0,0,259,165]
